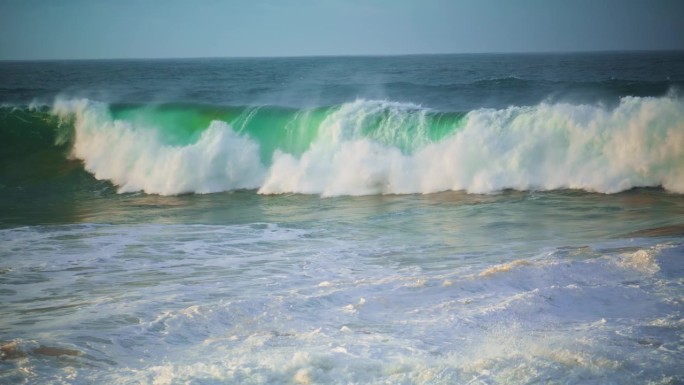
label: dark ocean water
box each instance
[0,52,683,384]
[2,52,684,109]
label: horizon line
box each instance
[2,48,683,63]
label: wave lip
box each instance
[32,95,684,196]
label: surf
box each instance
[3,94,683,196]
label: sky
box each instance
[1,0,683,60]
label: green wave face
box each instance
[0,106,75,180]
[0,106,106,221]
[110,104,219,146]
[108,101,464,163]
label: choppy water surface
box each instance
[1,190,683,384]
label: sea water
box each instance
[0,52,683,384]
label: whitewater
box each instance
[1,52,683,384]
[51,95,684,196]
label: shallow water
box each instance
[1,190,683,384]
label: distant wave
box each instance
[339,77,682,91]
[320,78,682,110]
[2,95,683,196]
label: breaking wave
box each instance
[2,95,683,196]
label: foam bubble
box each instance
[479,259,532,277]
[618,247,664,275]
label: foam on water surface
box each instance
[1,221,682,384]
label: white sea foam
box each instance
[618,245,667,275]
[53,98,265,195]
[262,96,684,195]
[2,223,681,384]
[478,259,532,277]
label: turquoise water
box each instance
[1,53,683,384]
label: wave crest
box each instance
[262,96,684,195]
[49,96,684,196]
[53,99,264,195]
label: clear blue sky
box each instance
[1,0,683,60]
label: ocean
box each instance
[1,52,683,384]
